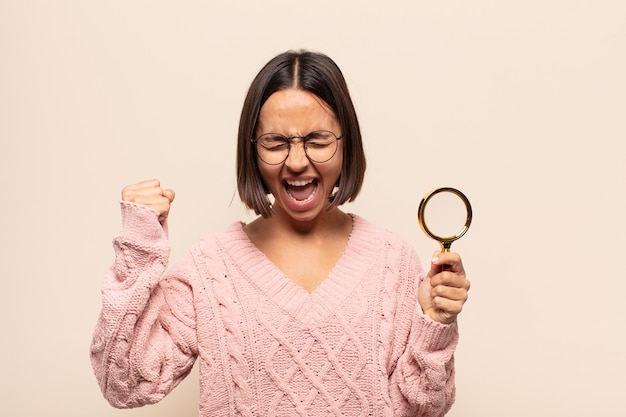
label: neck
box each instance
[245,207,352,242]
[278,206,349,234]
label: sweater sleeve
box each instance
[389,245,458,417]
[90,201,198,408]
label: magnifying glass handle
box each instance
[440,244,451,271]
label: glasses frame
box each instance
[251,130,343,165]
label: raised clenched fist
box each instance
[121,179,175,223]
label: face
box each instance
[255,88,343,224]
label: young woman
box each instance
[91,50,470,417]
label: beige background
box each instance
[2,1,625,416]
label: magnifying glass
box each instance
[417,187,472,253]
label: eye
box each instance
[259,134,289,151]
[305,131,335,148]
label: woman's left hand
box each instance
[418,251,471,324]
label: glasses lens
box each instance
[256,134,290,165]
[303,131,338,163]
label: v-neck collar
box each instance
[215,214,383,326]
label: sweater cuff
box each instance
[411,312,459,354]
[120,200,169,241]
[104,201,171,289]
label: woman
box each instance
[91,50,470,416]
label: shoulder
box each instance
[165,221,250,283]
[349,213,423,273]
[189,221,249,258]
[350,214,414,252]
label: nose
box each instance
[284,139,309,171]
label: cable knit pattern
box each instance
[91,201,459,416]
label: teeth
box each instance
[286,179,314,187]
[286,182,317,203]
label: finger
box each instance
[133,193,170,207]
[141,198,172,220]
[431,296,466,317]
[431,251,463,270]
[429,251,465,276]
[122,179,161,193]
[122,187,164,203]
[126,179,161,189]
[122,180,166,202]
[430,271,471,290]
[431,284,469,302]
[162,188,176,203]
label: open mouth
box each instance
[284,179,318,203]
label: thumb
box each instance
[163,188,176,203]
[427,250,443,277]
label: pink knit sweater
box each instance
[91,202,458,416]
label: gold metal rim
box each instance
[417,187,472,250]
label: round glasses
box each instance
[252,130,342,165]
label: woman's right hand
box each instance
[121,179,176,223]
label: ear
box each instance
[329,176,341,202]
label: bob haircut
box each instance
[237,50,366,218]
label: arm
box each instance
[390,249,469,416]
[390,309,458,416]
[90,182,197,408]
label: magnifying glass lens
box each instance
[421,192,469,238]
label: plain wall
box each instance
[2,1,625,416]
